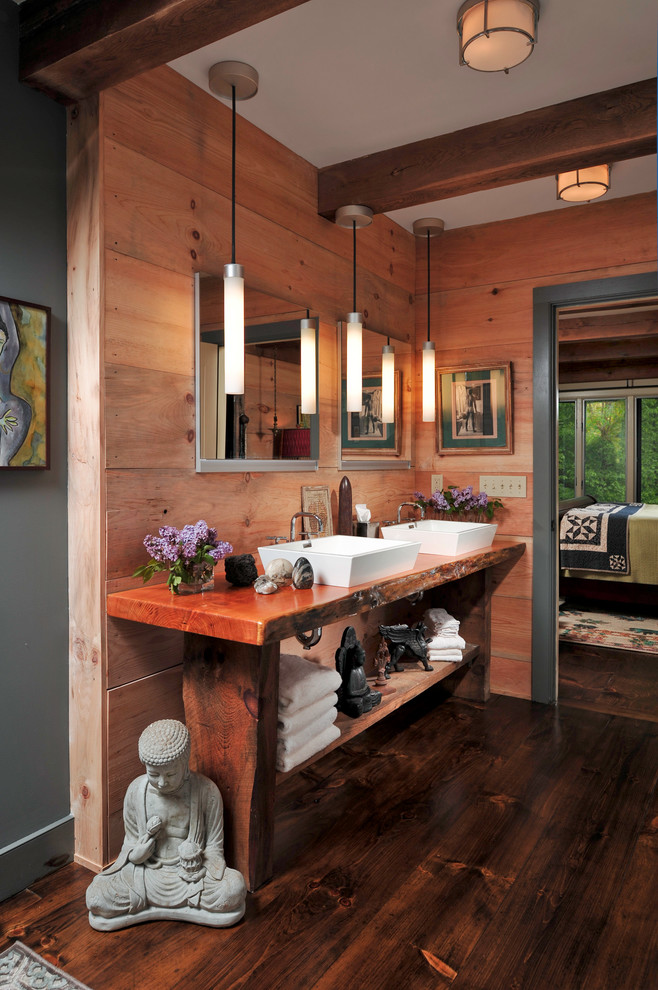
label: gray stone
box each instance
[264,557,293,587]
[86,719,246,931]
[254,575,278,595]
[292,556,314,589]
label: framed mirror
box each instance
[195,273,319,472]
[338,322,412,470]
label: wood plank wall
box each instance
[414,192,657,700]
[68,62,656,869]
[68,66,419,869]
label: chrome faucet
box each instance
[396,501,425,524]
[290,511,323,542]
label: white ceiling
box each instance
[170,0,657,231]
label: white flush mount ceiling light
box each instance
[413,218,445,423]
[208,61,259,395]
[336,204,373,413]
[557,165,611,203]
[457,0,540,73]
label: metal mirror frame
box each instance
[194,273,320,473]
[337,321,412,471]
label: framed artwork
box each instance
[437,363,512,454]
[301,484,333,536]
[341,371,402,456]
[0,295,50,469]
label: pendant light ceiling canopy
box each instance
[208,60,259,396]
[413,218,444,424]
[457,0,540,73]
[557,165,611,203]
[336,204,373,414]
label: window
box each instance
[638,397,658,501]
[558,386,658,502]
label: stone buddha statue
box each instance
[86,719,247,930]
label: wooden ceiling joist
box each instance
[318,78,657,219]
[19,0,312,103]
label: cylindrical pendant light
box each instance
[413,218,445,423]
[208,61,259,395]
[336,205,373,413]
[300,313,317,415]
[457,0,540,73]
[381,339,395,424]
[557,165,610,203]
[223,263,244,393]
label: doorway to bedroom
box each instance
[532,272,658,710]
[555,297,658,720]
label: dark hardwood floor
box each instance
[2,686,657,989]
[560,638,658,722]
[559,597,658,722]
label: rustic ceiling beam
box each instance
[318,78,657,219]
[19,0,312,103]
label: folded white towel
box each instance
[277,692,338,736]
[276,722,341,773]
[278,653,342,714]
[425,633,466,650]
[428,650,464,663]
[277,706,338,756]
[424,607,460,637]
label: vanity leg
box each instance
[182,633,279,891]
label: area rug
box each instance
[559,606,658,653]
[0,942,92,990]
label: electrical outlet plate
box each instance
[430,474,443,493]
[479,475,527,498]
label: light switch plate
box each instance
[479,475,527,498]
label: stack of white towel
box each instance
[277,653,342,772]
[424,607,465,664]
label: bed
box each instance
[559,496,658,605]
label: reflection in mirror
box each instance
[339,323,413,469]
[195,274,319,472]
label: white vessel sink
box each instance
[258,535,421,588]
[380,519,497,556]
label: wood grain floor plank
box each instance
[1,694,655,990]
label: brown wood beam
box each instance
[318,78,657,219]
[19,0,312,103]
[559,310,658,343]
[559,335,658,366]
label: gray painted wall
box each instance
[0,0,72,901]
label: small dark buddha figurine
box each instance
[335,626,382,718]
[373,637,396,695]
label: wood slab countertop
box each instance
[107,540,525,646]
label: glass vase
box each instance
[176,563,215,595]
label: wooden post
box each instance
[182,634,279,891]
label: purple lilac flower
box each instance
[209,540,233,562]
[429,491,449,511]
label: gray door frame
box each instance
[531,270,658,704]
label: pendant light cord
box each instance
[352,220,357,312]
[231,84,236,265]
[426,230,431,342]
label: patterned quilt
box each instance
[559,502,644,574]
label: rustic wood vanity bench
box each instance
[107,540,524,890]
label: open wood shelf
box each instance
[277,643,479,779]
